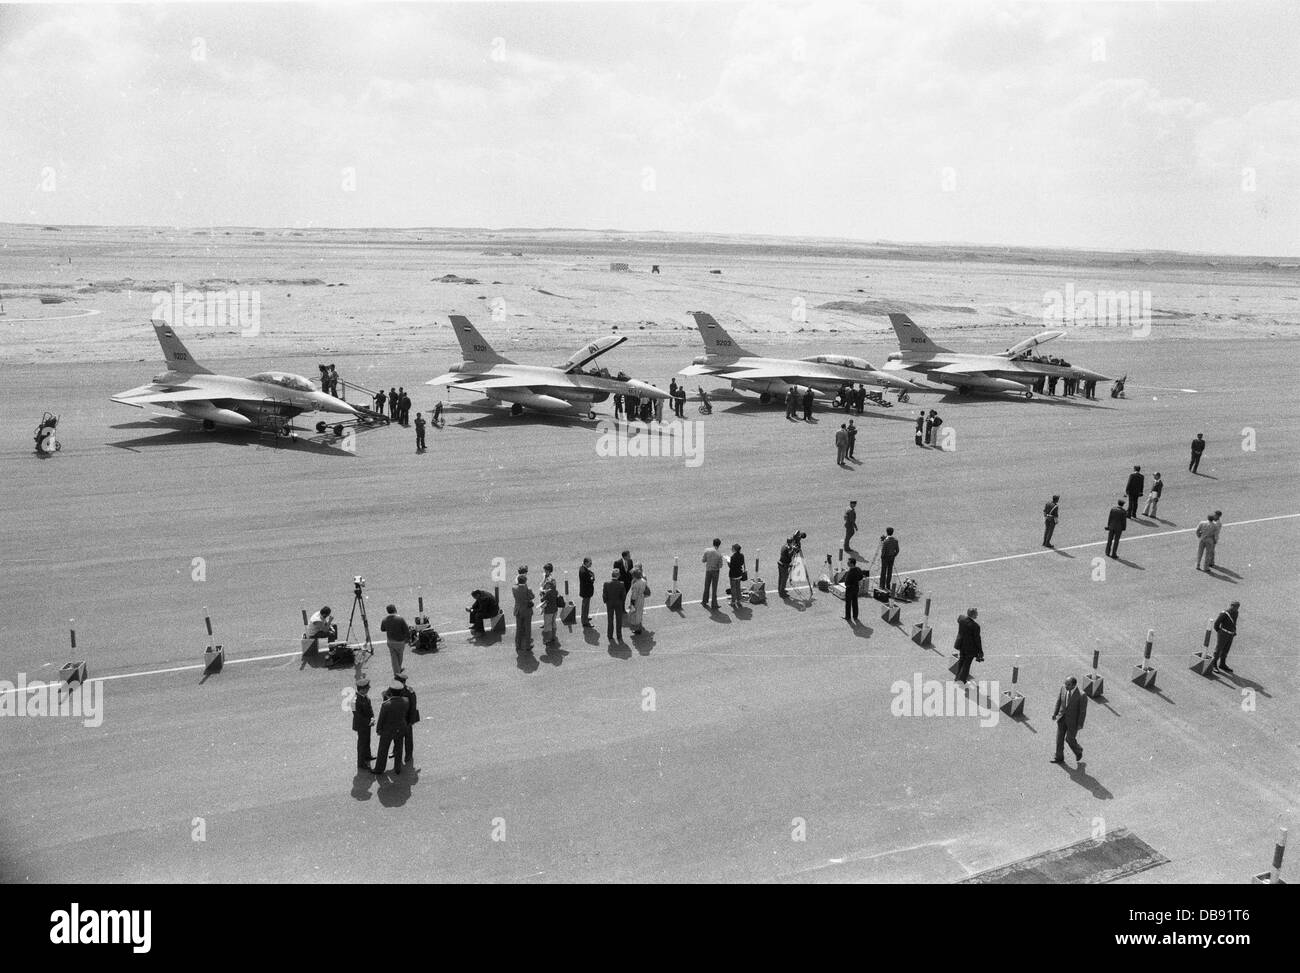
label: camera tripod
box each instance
[343,584,375,667]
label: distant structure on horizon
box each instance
[609,262,629,272]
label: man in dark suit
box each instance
[842,557,864,624]
[1125,465,1144,519]
[372,681,408,775]
[1189,433,1206,473]
[843,500,858,553]
[1105,499,1127,557]
[1212,601,1240,673]
[953,608,983,683]
[1050,676,1087,765]
[393,671,418,771]
[603,570,626,642]
[512,574,534,652]
[879,527,900,590]
[914,411,925,447]
[578,557,595,627]
[802,386,814,421]
[352,675,374,771]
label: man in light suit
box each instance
[1195,511,1221,570]
[1124,466,1145,520]
[1050,676,1088,765]
[1105,499,1127,558]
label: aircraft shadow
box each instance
[109,419,355,456]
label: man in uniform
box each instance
[414,412,427,452]
[1212,601,1240,673]
[352,675,374,771]
[1042,495,1060,547]
[1049,676,1088,766]
[802,386,815,421]
[785,386,798,420]
[846,419,858,460]
[914,411,925,447]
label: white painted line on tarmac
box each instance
[4,512,1295,696]
[902,512,1299,576]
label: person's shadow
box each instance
[515,649,539,674]
[631,628,656,657]
[1064,760,1113,799]
[607,639,632,661]
[377,767,417,808]
[1114,556,1144,570]
[351,769,376,802]
[539,642,570,667]
[1222,670,1270,699]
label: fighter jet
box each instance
[112,322,360,434]
[677,311,923,403]
[883,313,1110,399]
[426,315,668,418]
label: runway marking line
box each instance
[4,512,1296,696]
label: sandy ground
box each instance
[0,226,1297,883]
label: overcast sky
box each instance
[2,1,1296,254]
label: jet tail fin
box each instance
[888,313,949,353]
[691,311,753,357]
[449,315,512,365]
[152,321,212,374]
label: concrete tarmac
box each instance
[1,336,1296,882]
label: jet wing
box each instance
[678,363,724,377]
[112,384,216,408]
[428,374,531,391]
[932,363,993,375]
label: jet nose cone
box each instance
[1080,368,1111,382]
[629,379,667,398]
[314,392,360,415]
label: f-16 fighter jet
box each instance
[112,322,360,434]
[427,315,667,418]
[678,311,923,403]
[883,313,1110,399]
